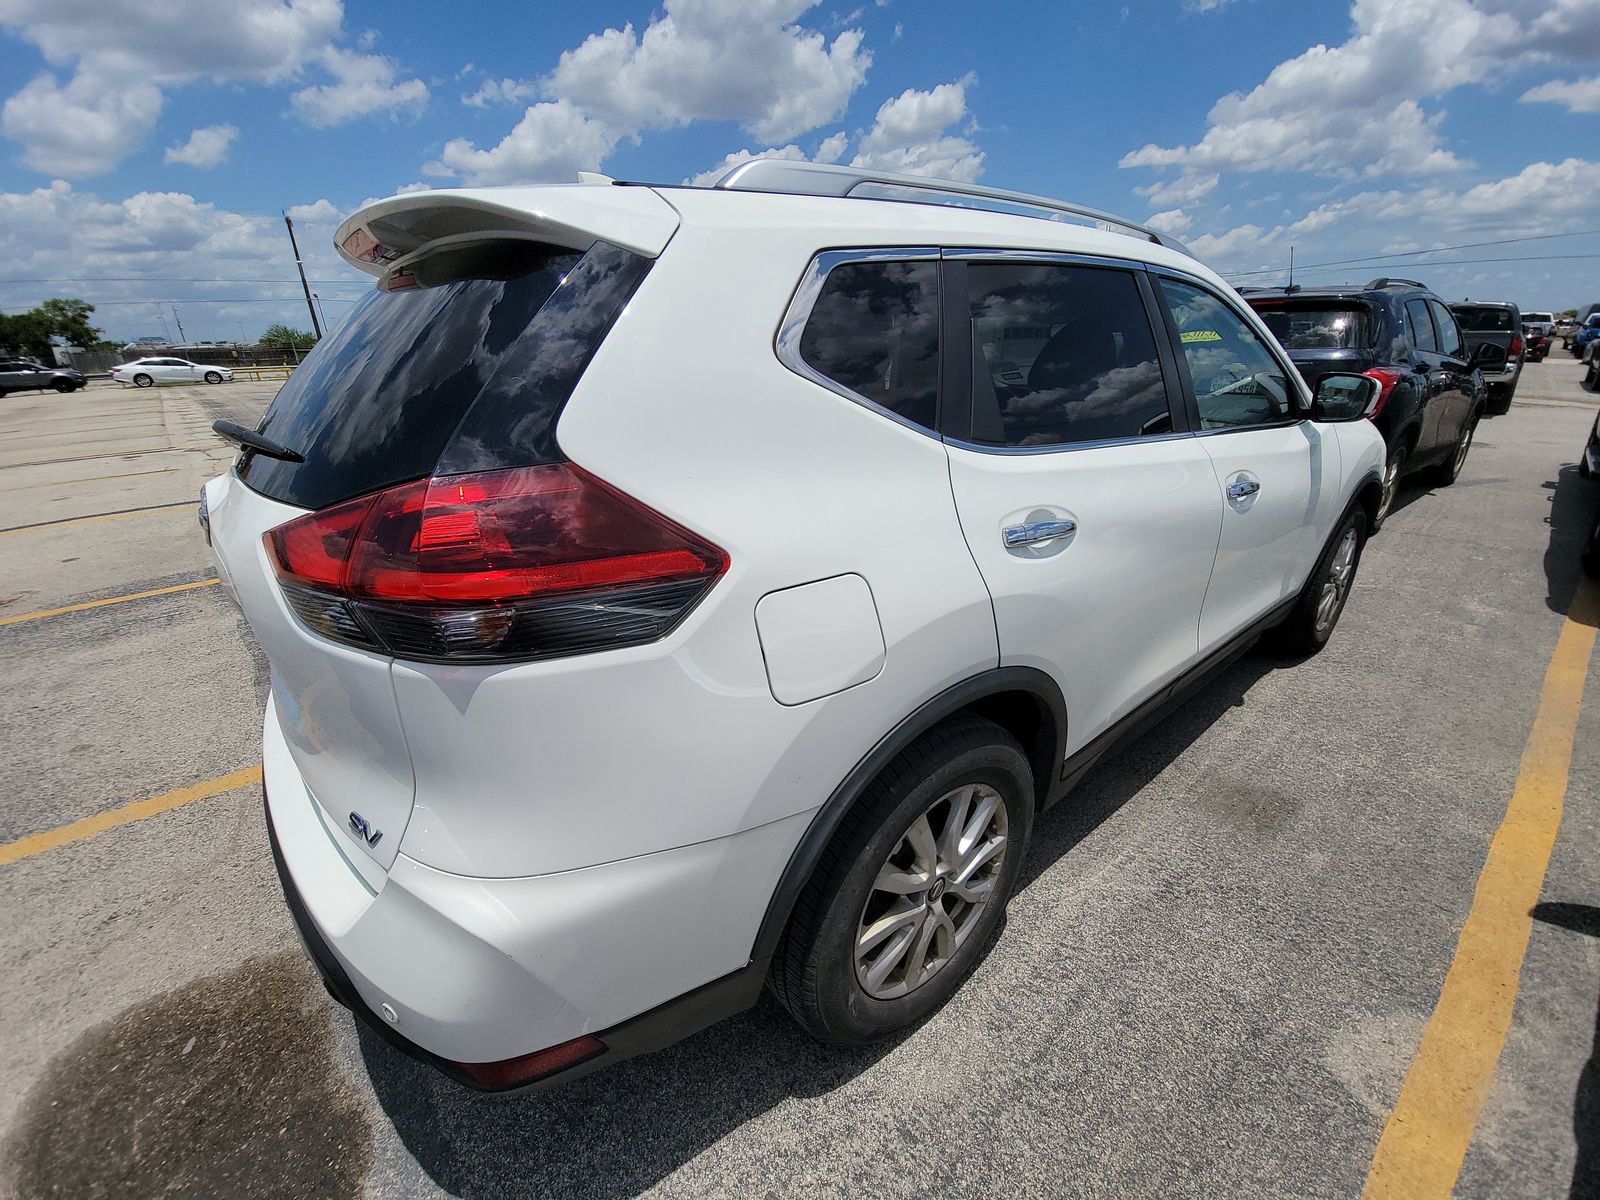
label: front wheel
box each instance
[51,378,76,393]
[771,715,1034,1045]
[1270,507,1367,656]
[132,373,153,388]
[204,371,222,384]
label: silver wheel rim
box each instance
[1315,528,1359,633]
[1453,423,1474,474]
[855,783,1009,1000]
[1378,453,1400,522]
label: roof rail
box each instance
[1365,277,1429,291]
[712,159,1186,251]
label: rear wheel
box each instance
[1585,506,1600,580]
[133,373,153,388]
[1270,506,1367,656]
[1372,444,1405,531]
[771,715,1033,1045]
[1431,412,1478,486]
[204,370,222,384]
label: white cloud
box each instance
[1136,172,1219,207]
[1146,208,1193,235]
[164,124,238,168]
[851,77,983,180]
[815,131,849,163]
[289,46,428,127]
[462,77,539,108]
[1522,74,1600,113]
[286,197,341,222]
[545,0,871,144]
[0,0,424,174]
[425,100,619,186]
[684,144,807,187]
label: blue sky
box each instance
[1,0,1598,343]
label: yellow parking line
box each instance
[0,766,263,866]
[0,499,196,537]
[1360,580,1600,1199]
[0,579,219,627]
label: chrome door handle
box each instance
[1226,479,1260,501]
[1002,519,1077,548]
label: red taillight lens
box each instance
[265,464,728,662]
[1510,334,1524,357]
[1361,367,1406,418]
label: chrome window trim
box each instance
[944,247,1149,273]
[774,246,944,440]
[945,429,1196,457]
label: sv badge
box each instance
[347,811,383,848]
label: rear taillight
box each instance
[265,463,728,662]
[1361,367,1406,418]
[1510,334,1524,357]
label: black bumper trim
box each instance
[263,789,768,1093]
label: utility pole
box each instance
[171,304,186,344]
[283,213,323,339]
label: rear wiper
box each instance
[212,419,304,463]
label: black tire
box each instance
[1371,443,1405,532]
[1584,360,1599,392]
[1270,505,1368,656]
[204,370,222,384]
[1430,411,1479,486]
[771,715,1034,1045]
[132,373,153,388]
[1486,382,1514,415]
[1585,506,1600,581]
[51,378,75,393]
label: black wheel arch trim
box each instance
[748,665,1067,963]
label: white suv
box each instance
[203,161,1385,1091]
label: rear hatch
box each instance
[1451,304,1521,366]
[1247,297,1379,385]
[208,184,680,871]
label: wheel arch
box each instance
[1353,467,1384,531]
[749,666,1066,963]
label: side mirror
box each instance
[1471,342,1508,369]
[1312,372,1378,422]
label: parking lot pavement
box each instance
[1,363,1597,1199]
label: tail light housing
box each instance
[1510,334,1524,357]
[1361,367,1406,418]
[265,463,728,662]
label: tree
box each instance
[0,297,101,358]
[259,324,318,350]
[1560,308,1579,318]
[35,298,101,348]
[0,311,55,359]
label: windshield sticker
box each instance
[1181,329,1222,343]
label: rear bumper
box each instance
[261,700,791,1090]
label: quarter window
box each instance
[1405,299,1438,353]
[1158,279,1293,429]
[1428,299,1464,358]
[797,260,940,431]
[964,262,1171,447]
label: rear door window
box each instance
[963,262,1172,447]
[1405,299,1438,353]
[238,241,650,511]
[796,259,940,431]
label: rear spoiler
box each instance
[333,184,680,290]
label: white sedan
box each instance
[112,357,234,387]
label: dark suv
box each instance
[1450,300,1523,411]
[1244,278,1502,528]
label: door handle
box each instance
[1002,519,1077,548]
[1226,479,1260,501]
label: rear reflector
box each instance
[452,1034,605,1090]
[265,463,727,663]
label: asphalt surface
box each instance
[1,363,1597,1199]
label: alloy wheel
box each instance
[855,783,1009,1000]
[1453,422,1474,475]
[1315,527,1359,633]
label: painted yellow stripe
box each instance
[0,579,219,627]
[0,500,194,537]
[1361,581,1600,1199]
[0,766,262,866]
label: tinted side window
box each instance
[798,260,939,431]
[965,262,1170,447]
[1405,299,1438,352]
[1428,299,1463,357]
[1158,279,1293,429]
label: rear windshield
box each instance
[238,240,650,511]
[1525,312,1553,323]
[1251,303,1373,350]
[1452,306,1516,332]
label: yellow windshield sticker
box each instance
[1181,329,1222,343]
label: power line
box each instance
[1219,228,1600,279]
[0,276,359,284]
[1223,253,1600,280]
[1,296,361,312]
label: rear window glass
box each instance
[1452,306,1515,332]
[238,241,649,511]
[1251,303,1373,350]
[797,260,940,431]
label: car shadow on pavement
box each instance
[1529,902,1599,1200]
[1543,464,1600,624]
[362,650,1280,1200]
